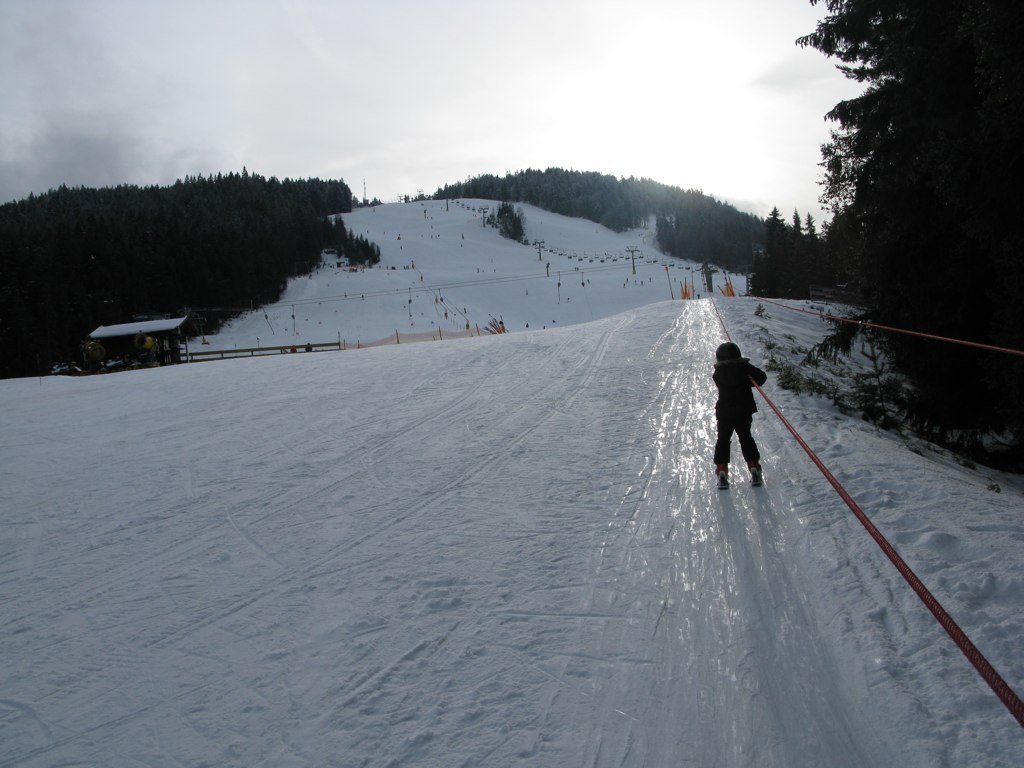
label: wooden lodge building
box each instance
[83,315,190,371]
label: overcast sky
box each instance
[1,0,861,221]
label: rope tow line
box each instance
[754,296,1024,358]
[753,379,1024,728]
[709,298,1024,728]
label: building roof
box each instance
[88,316,190,340]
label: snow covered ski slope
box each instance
[203,198,733,351]
[2,295,1021,766]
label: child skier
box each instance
[712,341,768,488]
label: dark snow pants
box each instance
[714,413,760,466]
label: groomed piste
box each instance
[1,200,1021,767]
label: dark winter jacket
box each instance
[713,357,767,419]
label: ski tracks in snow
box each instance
[0,302,931,767]
[533,303,880,767]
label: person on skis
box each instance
[712,341,767,488]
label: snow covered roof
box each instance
[88,316,189,339]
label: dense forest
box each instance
[752,0,1024,459]
[749,207,840,298]
[0,171,370,378]
[434,168,764,271]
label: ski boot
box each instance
[716,463,729,489]
[748,461,763,487]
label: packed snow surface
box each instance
[1,200,1021,766]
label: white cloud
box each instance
[0,0,860,218]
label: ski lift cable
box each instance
[260,260,654,312]
[755,297,1024,358]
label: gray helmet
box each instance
[715,341,741,361]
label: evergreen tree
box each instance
[801,0,1024,449]
[753,208,786,297]
[494,202,526,242]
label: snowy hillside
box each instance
[202,199,740,351]
[1,202,1022,767]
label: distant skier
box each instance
[712,341,767,488]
